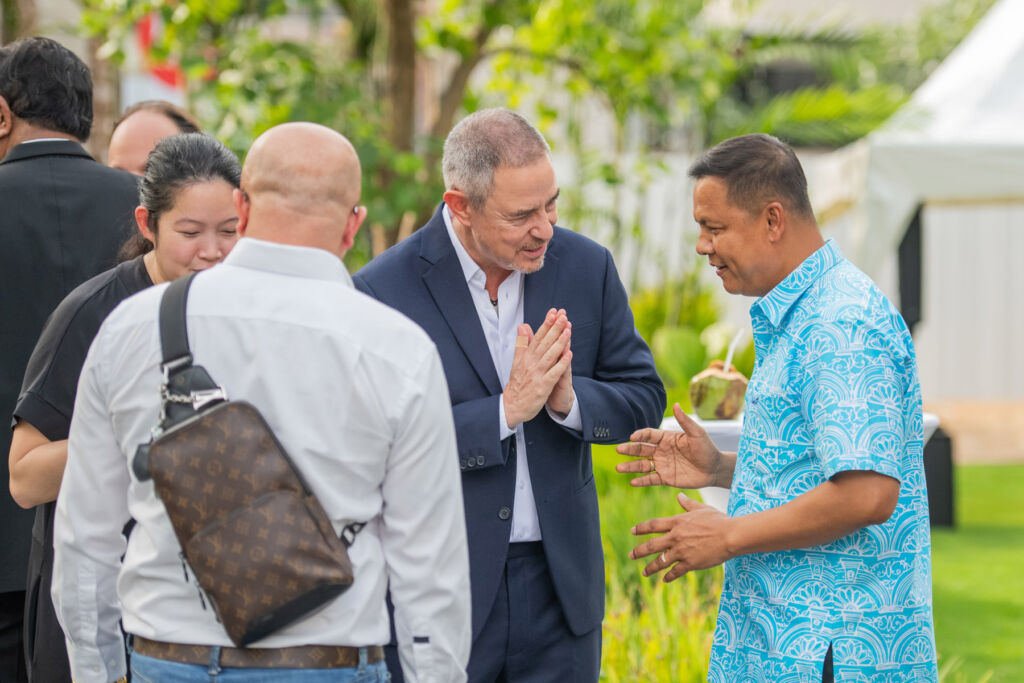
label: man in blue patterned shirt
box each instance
[617,134,937,682]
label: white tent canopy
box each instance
[853,0,1024,274]
[840,0,1024,401]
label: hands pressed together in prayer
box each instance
[615,403,738,582]
[503,308,574,428]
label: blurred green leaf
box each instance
[652,326,706,390]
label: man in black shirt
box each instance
[0,36,138,682]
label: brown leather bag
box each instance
[132,274,361,646]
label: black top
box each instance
[12,256,151,683]
[15,256,153,438]
[0,139,138,591]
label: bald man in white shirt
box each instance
[52,123,471,683]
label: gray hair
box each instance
[442,108,551,210]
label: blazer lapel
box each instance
[420,209,503,395]
[524,242,561,331]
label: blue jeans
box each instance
[130,647,389,682]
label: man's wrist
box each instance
[547,394,573,419]
[503,396,520,430]
[720,514,744,559]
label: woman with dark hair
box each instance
[7,132,240,683]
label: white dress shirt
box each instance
[53,238,471,683]
[442,208,582,542]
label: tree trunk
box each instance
[373,0,416,253]
[86,36,120,161]
[1,0,36,43]
[385,0,415,152]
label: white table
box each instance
[659,413,941,512]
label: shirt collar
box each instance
[442,204,488,288]
[20,137,72,144]
[222,237,353,286]
[751,239,843,328]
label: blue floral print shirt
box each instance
[708,240,937,683]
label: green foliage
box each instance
[931,465,1024,681]
[594,445,721,681]
[713,84,907,147]
[708,0,1001,147]
[652,327,706,392]
[629,274,754,414]
[630,273,720,346]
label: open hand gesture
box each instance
[615,403,725,489]
[629,492,733,581]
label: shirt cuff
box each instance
[546,391,582,431]
[498,394,516,440]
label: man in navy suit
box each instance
[354,108,665,682]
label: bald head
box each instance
[244,122,361,209]
[236,122,365,255]
[109,108,195,175]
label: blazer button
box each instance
[498,506,512,521]
[475,456,485,466]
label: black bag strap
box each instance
[155,273,226,425]
[159,272,200,371]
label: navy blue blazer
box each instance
[353,206,665,639]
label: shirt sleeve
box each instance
[380,347,471,683]
[545,390,582,432]
[497,394,515,440]
[51,328,131,683]
[13,296,98,441]
[803,318,908,482]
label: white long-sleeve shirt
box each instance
[441,207,582,543]
[53,237,471,683]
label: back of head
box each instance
[0,37,92,141]
[442,108,551,210]
[114,100,201,136]
[240,122,362,248]
[688,133,813,219]
[109,100,201,175]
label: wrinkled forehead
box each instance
[486,158,557,204]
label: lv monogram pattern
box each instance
[709,241,937,682]
[149,401,353,646]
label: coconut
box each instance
[688,360,748,420]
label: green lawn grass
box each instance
[931,464,1024,681]
[595,446,1024,681]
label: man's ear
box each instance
[135,206,156,243]
[764,201,785,243]
[0,96,13,141]
[339,205,367,255]
[443,189,473,226]
[233,188,250,236]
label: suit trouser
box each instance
[386,542,601,683]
